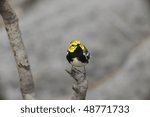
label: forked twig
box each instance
[66,67,88,100]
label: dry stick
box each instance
[66,67,88,100]
[0,0,35,99]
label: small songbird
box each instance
[66,40,90,69]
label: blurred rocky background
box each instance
[0,0,150,99]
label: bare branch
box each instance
[0,0,35,99]
[66,67,88,100]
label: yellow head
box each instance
[67,40,87,53]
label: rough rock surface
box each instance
[0,0,150,99]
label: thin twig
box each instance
[66,67,88,100]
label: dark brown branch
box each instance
[66,67,88,100]
[0,0,35,99]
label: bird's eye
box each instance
[72,44,75,47]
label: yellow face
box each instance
[68,40,87,53]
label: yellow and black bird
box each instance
[66,40,90,70]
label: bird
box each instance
[66,40,90,73]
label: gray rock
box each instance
[88,37,150,99]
